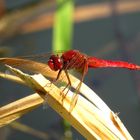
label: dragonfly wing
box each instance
[15,50,66,65]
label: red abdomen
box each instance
[88,57,140,70]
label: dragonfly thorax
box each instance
[48,55,63,71]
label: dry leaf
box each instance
[0,65,133,140]
[0,57,134,139]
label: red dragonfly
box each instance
[1,49,140,109]
[47,49,140,107]
[48,49,140,87]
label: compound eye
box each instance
[48,59,55,70]
[57,58,63,69]
[48,55,63,71]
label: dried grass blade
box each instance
[0,94,43,127]
[0,65,133,140]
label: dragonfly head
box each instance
[48,55,63,71]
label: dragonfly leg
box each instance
[69,59,88,112]
[47,68,63,86]
[55,69,63,81]
[44,69,63,101]
[61,52,81,97]
[49,68,71,102]
[44,69,62,89]
[61,70,72,101]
